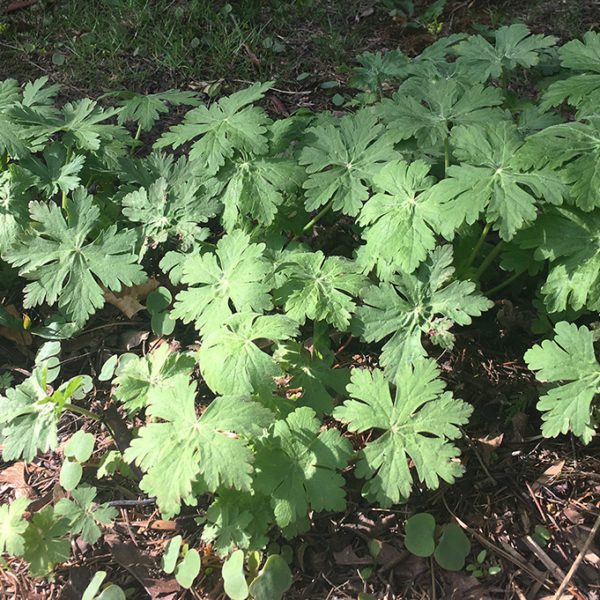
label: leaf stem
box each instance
[443,136,449,177]
[475,240,504,280]
[483,269,526,296]
[465,222,491,269]
[303,199,333,233]
[130,123,143,157]
[63,402,102,422]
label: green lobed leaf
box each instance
[155,82,273,174]
[5,189,146,326]
[274,251,367,331]
[333,361,472,507]
[254,406,352,531]
[0,496,30,557]
[354,245,492,377]
[112,344,196,415]
[172,230,273,336]
[357,159,445,277]
[124,375,274,518]
[299,109,400,216]
[55,485,117,544]
[455,24,556,82]
[22,506,70,578]
[427,122,566,241]
[524,321,600,443]
[198,312,299,396]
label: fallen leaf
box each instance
[531,460,565,492]
[0,462,33,498]
[122,329,150,350]
[105,533,179,599]
[103,278,159,319]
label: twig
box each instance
[107,498,156,507]
[552,512,600,600]
[523,535,567,583]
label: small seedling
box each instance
[531,525,551,547]
[360,539,381,580]
[161,536,201,589]
[404,513,471,571]
[466,550,501,577]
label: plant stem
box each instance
[130,123,143,157]
[501,67,508,96]
[475,240,504,280]
[303,200,333,233]
[444,136,449,177]
[483,269,525,296]
[465,222,491,269]
[63,402,102,422]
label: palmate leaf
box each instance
[198,312,299,395]
[202,489,272,556]
[20,142,85,197]
[541,31,600,118]
[357,160,448,277]
[0,167,31,254]
[0,344,91,463]
[22,507,70,578]
[354,246,492,378]
[121,175,218,248]
[155,82,273,174]
[517,116,600,212]
[298,109,400,216]
[274,251,367,331]
[333,361,472,507]
[124,375,273,518]
[172,230,273,335]
[116,88,202,131]
[525,322,600,443]
[5,189,146,325]
[112,344,196,415]
[455,23,556,82]
[515,206,600,312]
[55,485,117,544]
[427,122,566,240]
[209,155,305,231]
[0,496,30,557]
[348,49,409,91]
[254,407,352,532]
[377,77,504,150]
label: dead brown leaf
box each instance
[531,460,565,492]
[332,545,371,566]
[102,278,159,319]
[0,462,33,498]
[105,533,179,599]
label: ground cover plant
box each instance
[1,1,600,599]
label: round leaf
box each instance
[97,585,126,600]
[404,513,436,557]
[248,554,291,600]
[82,570,106,600]
[434,523,471,571]
[65,431,95,462]
[146,287,172,314]
[175,548,201,589]
[161,535,182,574]
[222,550,249,600]
[60,459,82,491]
[151,312,175,336]
[99,355,118,381]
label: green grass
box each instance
[3,0,372,95]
